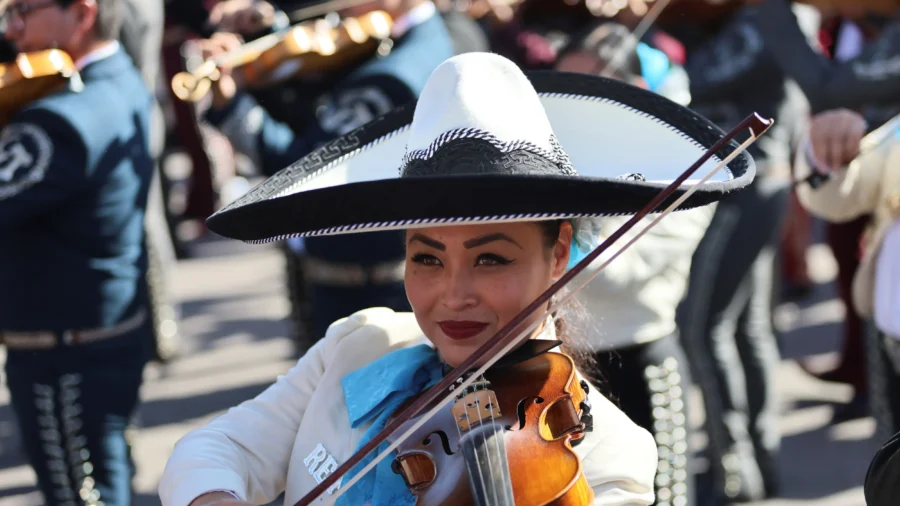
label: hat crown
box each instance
[406,53,555,154]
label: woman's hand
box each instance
[188,491,253,506]
[192,32,244,108]
[210,0,278,35]
[809,108,867,172]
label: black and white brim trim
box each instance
[207,71,753,243]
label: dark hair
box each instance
[56,0,122,41]
[535,220,598,382]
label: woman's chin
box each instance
[437,335,496,369]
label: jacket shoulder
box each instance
[316,308,428,367]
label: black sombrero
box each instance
[206,52,755,243]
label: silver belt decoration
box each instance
[302,257,405,287]
[645,357,689,506]
[0,308,147,350]
[33,374,100,506]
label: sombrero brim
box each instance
[207,71,755,243]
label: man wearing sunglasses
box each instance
[0,1,153,505]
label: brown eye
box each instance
[411,253,442,266]
[476,254,513,266]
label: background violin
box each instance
[170,10,393,103]
[389,350,593,506]
[0,49,76,126]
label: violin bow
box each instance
[285,0,381,22]
[293,112,772,506]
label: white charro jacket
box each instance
[796,134,900,319]
[158,308,657,506]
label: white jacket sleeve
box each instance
[581,390,658,505]
[157,317,354,506]
[796,137,887,223]
[589,207,713,294]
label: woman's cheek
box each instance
[482,277,529,321]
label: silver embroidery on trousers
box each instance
[645,357,689,506]
[32,375,102,506]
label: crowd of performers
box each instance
[3,0,900,505]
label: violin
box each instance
[0,49,76,126]
[170,10,393,103]
[390,349,593,505]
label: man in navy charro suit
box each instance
[0,0,153,504]
[197,0,456,350]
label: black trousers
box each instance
[677,178,788,503]
[4,329,148,506]
[868,325,900,444]
[590,333,695,506]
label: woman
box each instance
[158,52,756,506]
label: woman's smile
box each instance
[437,320,490,340]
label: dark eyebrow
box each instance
[408,233,445,251]
[464,233,523,250]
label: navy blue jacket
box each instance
[208,11,455,265]
[0,47,154,331]
[674,7,811,170]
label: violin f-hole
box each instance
[506,396,543,431]
[421,430,456,456]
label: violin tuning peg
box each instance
[580,380,590,395]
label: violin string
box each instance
[479,379,502,506]
[484,378,507,505]
[467,381,489,503]
[319,132,759,505]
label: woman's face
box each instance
[404,222,572,368]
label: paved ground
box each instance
[0,231,883,506]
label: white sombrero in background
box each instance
[206,52,755,243]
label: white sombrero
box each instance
[206,52,754,243]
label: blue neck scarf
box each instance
[336,344,443,506]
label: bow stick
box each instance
[294,112,772,506]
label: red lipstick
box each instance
[438,321,489,340]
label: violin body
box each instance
[171,10,393,102]
[390,351,593,506]
[0,49,76,126]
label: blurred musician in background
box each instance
[190,0,455,352]
[0,0,154,504]
[753,0,900,428]
[555,21,710,506]
[669,3,816,503]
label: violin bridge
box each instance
[451,389,502,432]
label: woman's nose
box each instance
[440,269,477,311]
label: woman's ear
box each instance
[551,221,573,280]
